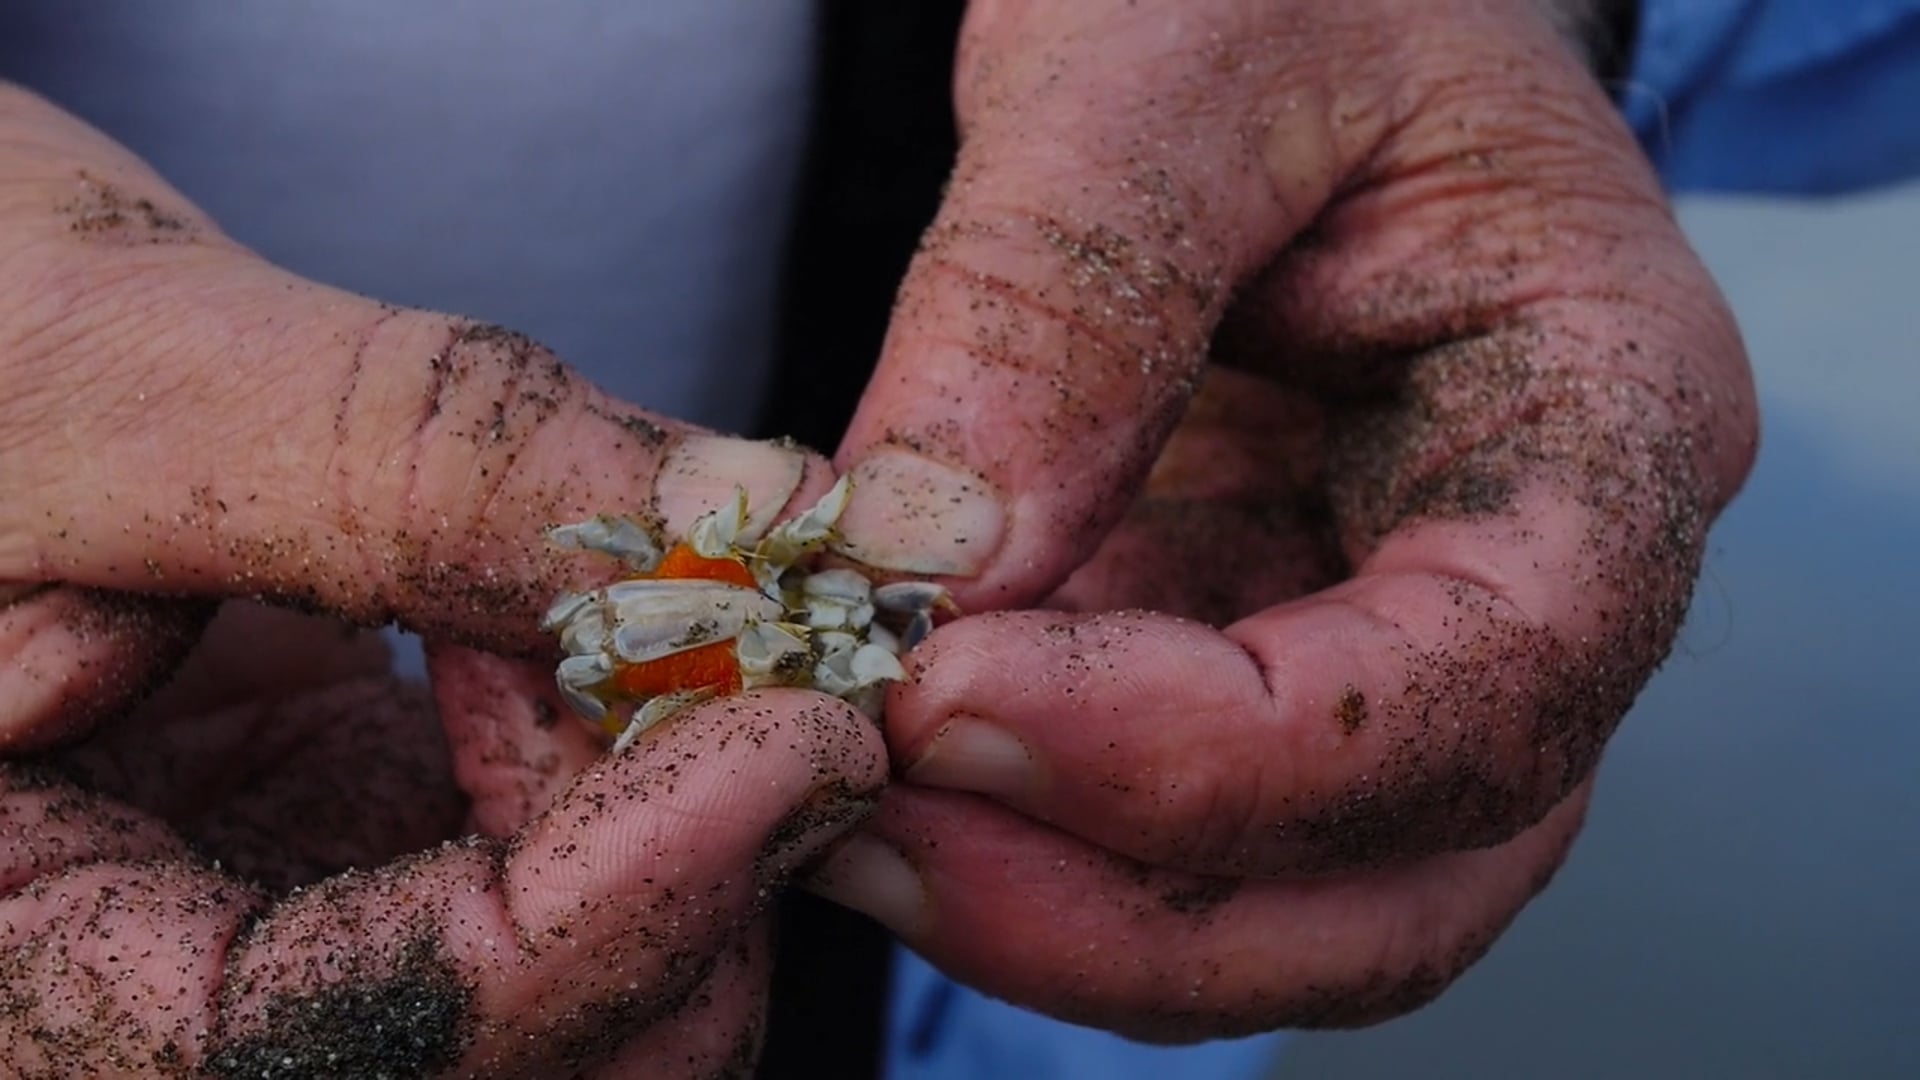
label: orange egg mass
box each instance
[600,542,755,718]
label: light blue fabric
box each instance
[1625,0,1920,194]
[882,947,1289,1080]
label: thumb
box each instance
[0,90,827,655]
[829,2,1373,603]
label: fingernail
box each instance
[905,715,1037,800]
[756,782,881,886]
[654,435,808,539]
[803,833,927,935]
[834,449,1004,576]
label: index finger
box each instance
[0,84,834,659]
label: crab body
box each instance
[540,476,954,750]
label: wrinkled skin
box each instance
[0,0,1758,1072]
[0,82,890,1076]
[5,601,885,1077]
[808,0,1758,1042]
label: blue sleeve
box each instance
[1624,0,1920,195]
[881,946,1288,1080]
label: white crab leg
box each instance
[865,621,903,656]
[540,590,593,634]
[752,474,855,590]
[736,621,814,687]
[872,581,955,648]
[611,687,717,752]
[547,515,663,571]
[602,578,783,621]
[556,605,610,657]
[602,580,783,665]
[850,642,906,685]
[801,567,876,631]
[688,487,751,559]
[873,580,954,615]
[555,653,616,723]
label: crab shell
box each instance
[540,475,955,751]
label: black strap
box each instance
[756,0,964,448]
[754,4,964,1078]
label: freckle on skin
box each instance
[1333,685,1367,734]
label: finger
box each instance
[1,690,885,1076]
[430,649,784,1074]
[993,375,1747,881]
[0,585,211,751]
[126,600,398,722]
[50,602,454,891]
[0,589,385,757]
[0,84,834,656]
[57,674,465,894]
[0,766,261,1078]
[429,643,606,838]
[0,764,193,894]
[829,2,1383,600]
[1045,367,1343,624]
[809,782,1588,1040]
[887,447,1693,879]
[591,917,773,1079]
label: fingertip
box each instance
[510,688,889,906]
[801,832,929,938]
[0,587,211,752]
[833,448,1007,578]
[713,691,893,888]
[428,644,603,837]
[900,714,1039,804]
[686,688,893,797]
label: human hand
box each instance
[0,80,837,745]
[10,598,885,1076]
[0,83,891,1075]
[815,0,1758,1039]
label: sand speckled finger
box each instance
[809,0,1759,1041]
[0,690,886,1077]
[0,84,837,670]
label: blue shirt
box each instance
[884,2,1920,1076]
[1627,0,1920,194]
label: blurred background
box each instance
[1269,181,1920,1078]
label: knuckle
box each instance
[334,312,605,632]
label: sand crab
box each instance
[539,476,956,751]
